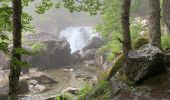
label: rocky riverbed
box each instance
[0,64,101,100]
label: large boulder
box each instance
[80,49,97,60]
[124,44,165,84]
[82,36,104,51]
[29,37,71,68]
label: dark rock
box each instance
[83,60,96,66]
[124,44,165,84]
[70,50,81,64]
[81,49,97,60]
[82,36,104,51]
[26,75,58,84]
[29,37,71,68]
[164,47,170,68]
[0,93,8,100]
[62,87,79,95]
[19,80,29,94]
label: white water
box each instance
[60,26,99,53]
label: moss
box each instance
[133,37,149,49]
[86,79,112,100]
[116,73,133,85]
[105,54,123,80]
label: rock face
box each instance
[124,44,165,84]
[29,37,71,68]
[80,36,104,61]
[82,36,104,51]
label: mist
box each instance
[24,1,101,35]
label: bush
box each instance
[31,43,46,53]
[86,79,112,100]
[133,37,149,49]
[161,34,170,49]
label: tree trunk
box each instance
[149,0,161,48]
[121,0,132,56]
[163,0,170,34]
[9,0,22,100]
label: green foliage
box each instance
[12,58,30,68]
[77,84,92,100]
[36,0,54,14]
[133,37,149,49]
[0,33,9,53]
[96,0,142,61]
[161,34,170,48]
[88,79,112,100]
[36,0,102,15]
[105,54,123,80]
[31,43,46,53]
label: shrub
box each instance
[31,43,46,53]
[161,34,170,49]
[133,37,149,49]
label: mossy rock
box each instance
[105,54,123,80]
[134,37,149,49]
[86,80,112,100]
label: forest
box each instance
[0,0,170,100]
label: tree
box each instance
[121,0,132,56]
[8,0,22,99]
[149,0,161,48]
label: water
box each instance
[60,26,99,53]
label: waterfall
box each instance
[60,26,99,53]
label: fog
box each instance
[24,1,101,35]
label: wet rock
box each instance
[62,87,79,95]
[19,80,29,94]
[29,37,71,68]
[82,36,104,51]
[26,75,58,84]
[70,50,81,64]
[34,84,46,92]
[124,44,165,84]
[81,49,97,60]
[28,80,38,85]
[83,60,96,66]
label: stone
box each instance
[34,84,46,92]
[28,80,38,85]
[28,37,71,68]
[124,44,165,84]
[80,49,97,60]
[26,75,58,84]
[19,80,29,94]
[70,50,82,64]
[62,87,79,95]
[82,36,104,51]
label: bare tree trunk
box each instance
[121,0,132,56]
[163,0,170,35]
[149,0,161,48]
[9,0,22,100]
